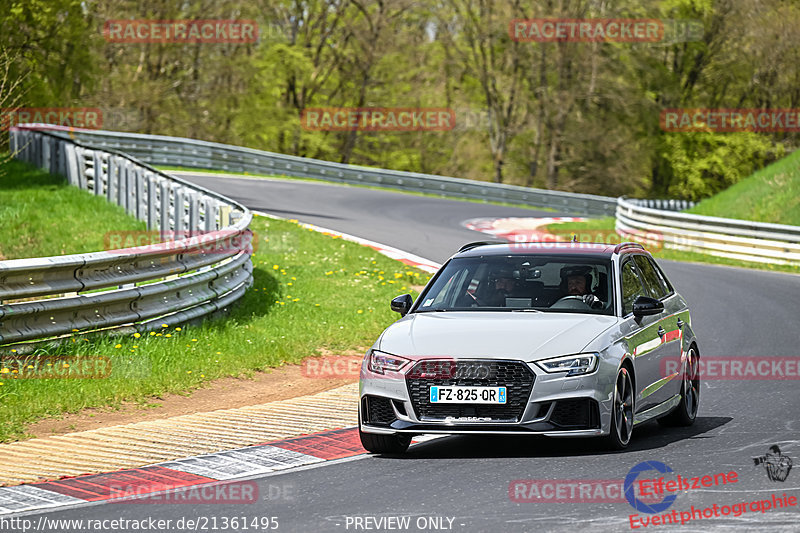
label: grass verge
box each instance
[546,218,800,275]
[0,215,430,442]
[0,157,146,260]
[686,148,800,226]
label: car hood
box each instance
[378,311,619,361]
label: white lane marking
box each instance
[0,486,84,515]
[158,446,324,480]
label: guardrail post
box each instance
[75,147,88,190]
[159,181,170,231]
[218,205,232,229]
[93,152,104,196]
[147,174,158,230]
[203,198,216,231]
[188,193,200,232]
[107,156,118,203]
[64,144,80,186]
[118,160,128,210]
[174,186,186,233]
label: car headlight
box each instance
[367,350,410,374]
[535,353,598,376]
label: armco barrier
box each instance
[0,125,253,345]
[617,198,800,265]
[65,129,619,217]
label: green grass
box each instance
[0,215,430,442]
[156,165,558,212]
[0,157,146,260]
[686,148,800,226]
[546,218,800,274]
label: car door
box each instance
[619,257,671,414]
[633,255,684,406]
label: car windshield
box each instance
[415,254,614,315]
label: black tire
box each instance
[359,428,411,454]
[605,366,634,450]
[658,346,699,427]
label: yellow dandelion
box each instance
[150,332,156,336]
[187,370,192,374]
[11,349,16,353]
[26,365,33,369]
[114,344,122,349]
[132,345,138,348]
[191,339,198,342]
[133,332,141,338]
[161,323,168,328]
[1,368,9,374]
[287,282,293,286]
[62,363,69,368]
[357,310,363,314]
[175,327,181,331]
[165,334,172,338]
[273,265,279,270]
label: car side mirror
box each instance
[632,295,664,317]
[390,294,414,316]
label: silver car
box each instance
[358,241,700,453]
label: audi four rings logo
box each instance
[410,361,494,380]
[452,365,493,379]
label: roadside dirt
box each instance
[26,351,364,438]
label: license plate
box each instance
[429,386,506,404]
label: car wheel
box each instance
[658,346,699,427]
[606,366,634,450]
[359,427,412,454]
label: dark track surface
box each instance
[26,174,800,532]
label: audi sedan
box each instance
[358,241,700,453]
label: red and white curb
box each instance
[254,211,441,274]
[0,428,442,515]
[463,216,587,242]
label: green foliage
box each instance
[0,0,798,199]
[657,132,783,201]
[687,148,800,225]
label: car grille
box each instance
[549,398,600,429]
[405,359,534,422]
[362,396,396,427]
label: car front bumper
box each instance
[359,356,618,437]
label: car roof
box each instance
[454,241,647,258]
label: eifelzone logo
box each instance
[753,445,793,482]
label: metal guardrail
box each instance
[1,125,253,345]
[66,129,619,217]
[617,197,800,265]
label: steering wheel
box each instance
[551,294,603,309]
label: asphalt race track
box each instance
[25,174,800,532]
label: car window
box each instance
[414,254,614,315]
[621,259,646,316]
[633,255,668,300]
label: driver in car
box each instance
[559,265,603,308]
[484,267,516,307]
